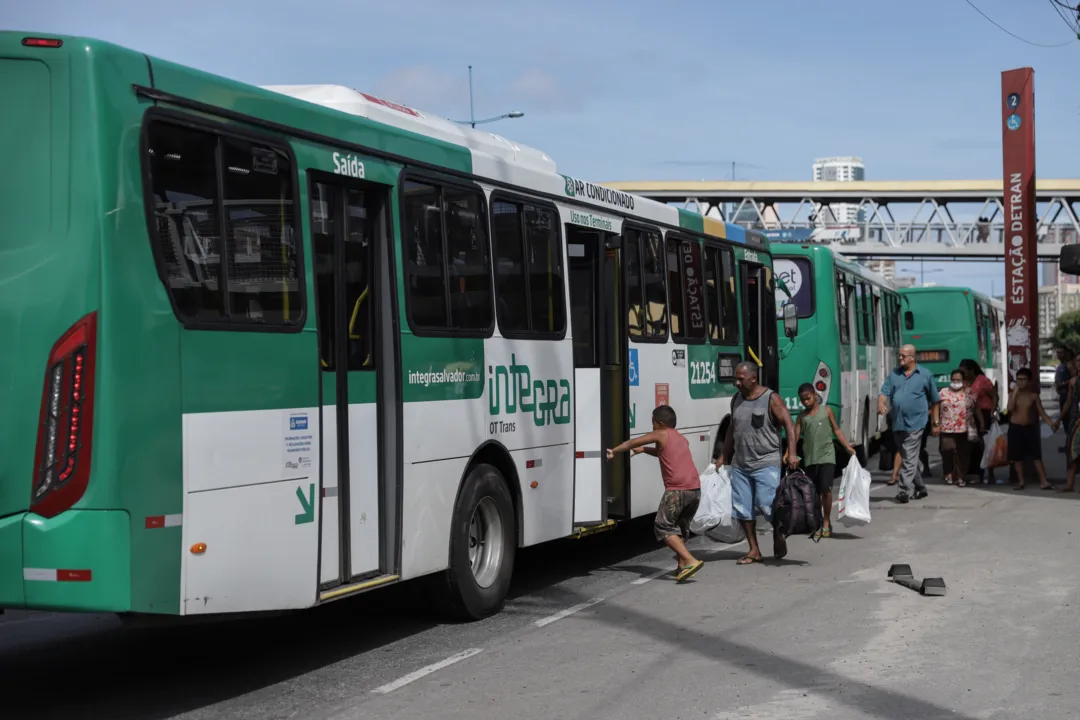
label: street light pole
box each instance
[454,65,524,128]
[468,65,476,129]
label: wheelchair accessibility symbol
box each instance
[628,348,640,386]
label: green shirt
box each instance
[799,407,836,466]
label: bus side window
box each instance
[144,121,304,327]
[491,199,566,338]
[665,234,706,343]
[836,274,850,344]
[704,245,739,345]
[402,181,493,335]
[854,283,867,344]
[863,283,876,343]
[640,228,668,339]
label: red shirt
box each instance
[658,429,700,491]
[970,374,994,412]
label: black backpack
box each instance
[772,469,823,540]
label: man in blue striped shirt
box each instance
[879,344,940,503]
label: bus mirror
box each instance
[1061,245,1080,275]
[904,310,914,330]
[783,303,798,339]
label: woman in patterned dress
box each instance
[939,369,981,487]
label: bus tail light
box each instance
[22,37,64,48]
[814,360,832,400]
[30,312,98,519]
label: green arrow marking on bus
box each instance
[295,483,314,525]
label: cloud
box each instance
[508,69,582,114]
[371,65,466,114]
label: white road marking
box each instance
[631,567,673,585]
[534,597,605,627]
[370,648,484,694]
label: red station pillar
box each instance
[1001,68,1037,390]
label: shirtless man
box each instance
[1007,368,1059,490]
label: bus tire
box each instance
[436,463,516,621]
[855,404,869,467]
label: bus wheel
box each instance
[855,409,869,467]
[437,463,516,621]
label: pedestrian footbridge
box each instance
[605,179,1080,260]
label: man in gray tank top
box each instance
[715,361,798,564]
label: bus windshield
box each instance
[773,256,813,319]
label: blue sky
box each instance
[9,0,1080,293]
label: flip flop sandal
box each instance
[676,561,704,582]
[736,555,761,565]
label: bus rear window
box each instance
[774,257,813,318]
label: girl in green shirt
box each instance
[790,382,856,538]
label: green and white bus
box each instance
[773,245,900,465]
[0,32,784,621]
[899,286,1007,407]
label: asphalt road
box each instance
[2,402,1076,720]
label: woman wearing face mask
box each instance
[939,369,982,486]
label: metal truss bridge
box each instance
[605,179,1080,260]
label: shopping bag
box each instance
[981,422,1004,469]
[689,464,723,534]
[837,456,872,527]
[989,433,1009,468]
[691,464,745,543]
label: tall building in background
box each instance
[811,156,865,225]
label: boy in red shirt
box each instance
[607,405,704,582]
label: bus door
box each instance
[311,176,400,591]
[567,225,629,523]
[740,260,768,381]
[872,289,885,435]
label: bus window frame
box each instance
[488,190,567,341]
[704,241,740,347]
[624,220,669,345]
[139,107,307,333]
[836,273,851,345]
[974,300,988,356]
[664,231,707,345]
[397,169,496,340]
[862,282,876,344]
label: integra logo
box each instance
[488,354,571,427]
[561,174,635,211]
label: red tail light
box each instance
[815,381,826,391]
[22,37,64,48]
[31,312,98,518]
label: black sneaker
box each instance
[895,492,910,504]
[913,488,929,500]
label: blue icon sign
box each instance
[290,415,309,431]
[628,348,640,386]
[1006,93,1020,110]
[1006,114,1022,131]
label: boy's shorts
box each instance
[1007,423,1041,462]
[654,489,701,541]
[730,465,781,523]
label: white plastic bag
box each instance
[690,464,723,534]
[690,464,745,543]
[837,457,872,527]
[981,422,1004,469]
